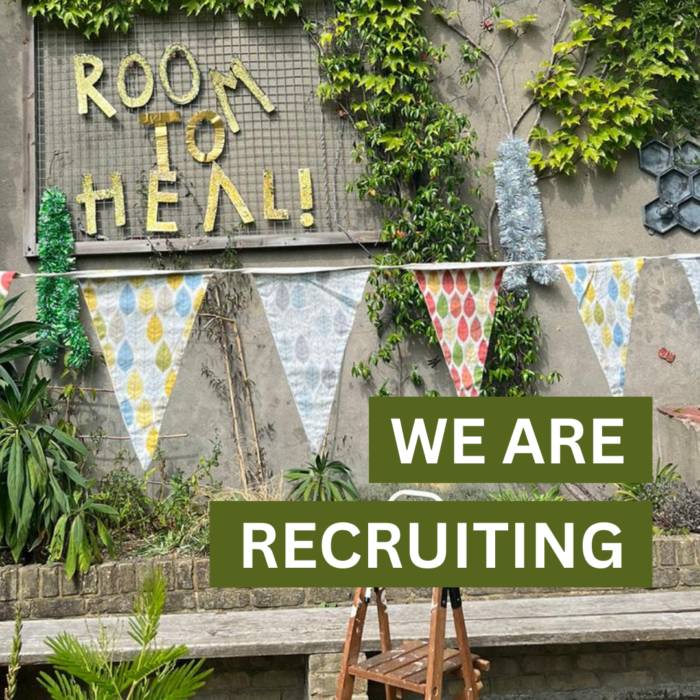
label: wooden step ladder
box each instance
[336,587,489,700]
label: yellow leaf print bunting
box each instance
[560,259,644,397]
[80,274,210,468]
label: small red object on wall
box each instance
[658,347,676,363]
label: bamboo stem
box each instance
[48,385,115,393]
[230,314,265,482]
[214,286,249,492]
[79,433,188,441]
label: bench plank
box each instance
[1,590,699,666]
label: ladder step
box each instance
[397,640,490,673]
[349,643,486,695]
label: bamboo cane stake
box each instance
[214,286,249,493]
[230,314,265,483]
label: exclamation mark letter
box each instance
[298,168,314,228]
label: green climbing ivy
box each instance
[25,0,554,397]
[482,292,560,397]
[27,0,301,38]
[528,0,700,175]
[314,0,482,393]
[37,188,91,370]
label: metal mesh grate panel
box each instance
[34,6,381,249]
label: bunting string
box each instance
[10,251,700,279]
[5,250,700,463]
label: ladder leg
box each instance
[337,588,370,700]
[449,589,479,700]
[374,588,397,700]
[424,588,447,700]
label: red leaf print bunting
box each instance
[415,268,504,397]
[0,272,16,298]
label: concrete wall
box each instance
[7,642,700,700]
[1,0,699,484]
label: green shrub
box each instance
[0,351,114,568]
[359,482,488,502]
[613,460,681,504]
[614,461,700,534]
[38,570,212,699]
[48,487,116,579]
[0,297,114,574]
[95,465,155,540]
[137,443,221,557]
[3,606,21,700]
[654,483,700,535]
[489,485,566,502]
[285,453,359,501]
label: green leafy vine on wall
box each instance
[526,1,700,174]
[312,0,484,395]
[24,0,555,398]
[27,0,303,39]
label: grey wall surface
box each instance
[1,0,699,486]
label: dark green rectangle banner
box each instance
[210,501,652,588]
[369,397,652,483]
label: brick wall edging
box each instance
[0,535,698,621]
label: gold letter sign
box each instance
[139,111,182,232]
[73,54,116,118]
[159,45,201,106]
[210,57,276,135]
[76,172,125,235]
[69,45,320,239]
[186,111,226,163]
[263,170,289,221]
[117,53,154,109]
[204,163,254,232]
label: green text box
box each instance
[210,501,652,588]
[369,397,652,483]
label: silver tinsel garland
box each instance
[493,136,559,294]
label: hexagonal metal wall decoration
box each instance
[678,197,700,233]
[659,168,691,201]
[640,138,700,235]
[644,198,677,235]
[675,140,700,174]
[639,140,673,176]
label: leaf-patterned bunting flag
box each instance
[679,258,700,319]
[415,268,504,397]
[80,274,210,468]
[255,270,369,454]
[560,259,644,397]
[0,272,16,298]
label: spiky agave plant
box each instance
[285,453,359,501]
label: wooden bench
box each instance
[2,590,700,698]
[2,590,700,664]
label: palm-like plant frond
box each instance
[285,453,359,501]
[39,571,213,699]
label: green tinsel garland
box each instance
[37,188,91,369]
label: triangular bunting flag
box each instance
[415,268,504,397]
[560,259,644,397]
[0,272,16,298]
[255,270,369,453]
[81,274,210,468]
[679,258,700,317]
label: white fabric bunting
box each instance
[679,258,700,319]
[255,270,369,453]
